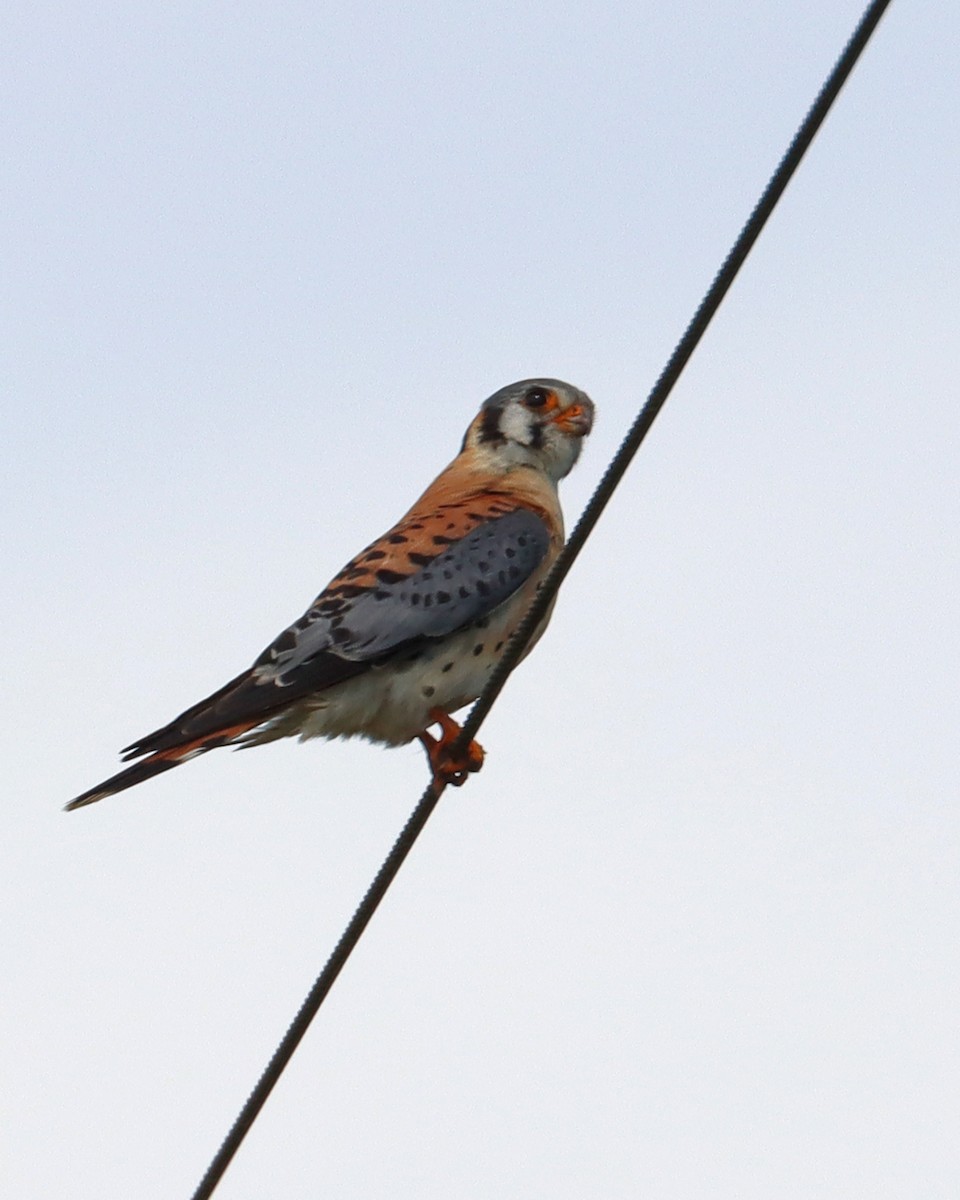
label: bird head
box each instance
[461,378,595,482]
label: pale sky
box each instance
[4,2,959,1197]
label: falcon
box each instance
[66,379,594,809]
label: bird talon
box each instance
[419,709,485,791]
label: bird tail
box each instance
[64,719,259,810]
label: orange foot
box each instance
[418,708,485,790]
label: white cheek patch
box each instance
[498,403,535,445]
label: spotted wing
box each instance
[120,507,550,759]
[269,507,549,669]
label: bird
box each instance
[65,378,594,810]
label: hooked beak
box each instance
[551,402,593,436]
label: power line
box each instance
[189,2,893,1195]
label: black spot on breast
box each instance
[442,662,454,673]
[423,685,435,698]
[495,641,505,651]
[376,568,407,584]
[473,643,484,656]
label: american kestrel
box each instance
[66,379,594,810]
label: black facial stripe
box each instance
[479,403,505,445]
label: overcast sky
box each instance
[3,2,959,1197]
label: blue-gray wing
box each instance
[120,508,551,758]
[259,507,551,681]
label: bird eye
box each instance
[524,388,551,409]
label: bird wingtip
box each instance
[63,790,106,812]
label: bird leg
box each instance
[418,708,485,789]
